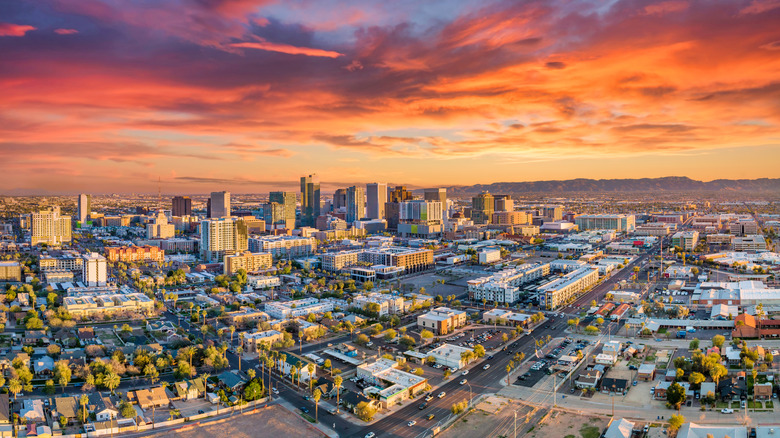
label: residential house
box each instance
[218,370,248,391]
[134,387,170,409]
[600,378,629,395]
[86,393,118,422]
[700,382,717,399]
[676,423,747,438]
[341,390,379,414]
[33,356,55,376]
[20,399,45,423]
[754,383,773,401]
[174,378,205,401]
[77,327,96,342]
[718,377,747,402]
[654,381,691,400]
[54,396,79,425]
[575,369,602,389]
[637,364,656,381]
[0,394,11,438]
[604,418,635,438]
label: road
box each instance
[349,323,570,438]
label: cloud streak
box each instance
[0,22,36,36]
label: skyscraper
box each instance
[171,196,192,217]
[398,200,443,237]
[300,174,321,226]
[471,192,495,224]
[346,186,365,223]
[388,186,412,202]
[31,206,72,246]
[333,188,347,210]
[77,194,91,224]
[366,183,387,219]
[269,191,296,229]
[209,191,231,218]
[493,195,513,212]
[200,217,249,263]
[82,252,107,286]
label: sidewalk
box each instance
[274,397,339,438]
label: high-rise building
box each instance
[423,188,447,207]
[31,207,72,246]
[200,218,249,263]
[388,186,413,202]
[77,194,91,223]
[398,200,443,237]
[493,195,513,212]
[171,196,192,217]
[542,205,563,221]
[471,192,495,225]
[366,183,387,219]
[82,252,108,286]
[209,191,231,218]
[346,186,365,223]
[263,202,292,230]
[147,211,176,239]
[269,191,296,229]
[333,188,347,210]
[300,174,321,227]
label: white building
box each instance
[428,344,474,369]
[732,235,767,252]
[30,207,72,246]
[467,263,550,304]
[352,293,404,316]
[247,275,281,289]
[477,248,501,264]
[575,214,635,232]
[264,298,334,319]
[200,217,249,263]
[82,253,107,287]
[538,267,599,310]
[248,235,316,258]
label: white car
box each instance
[408,421,417,427]
[483,364,491,370]
[271,388,280,395]
[460,379,467,385]
[721,408,734,414]
[438,392,446,398]
[462,370,469,376]
[365,433,376,438]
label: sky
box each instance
[2,0,780,194]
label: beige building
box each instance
[63,293,154,316]
[223,251,273,275]
[31,207,72,246]
[105,246,165,263]
[417,307,467,335]
[200,218,249,263]
[732,235,767,252]
[353,293,404,316]
[0,261,22,282]
[39,253,84,272]
[539,267,599,310]
[244,330,285,353]
[322,250,361,272]
[492,211,531,225]
[146,211,176,239]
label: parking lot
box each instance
[515,337,592,388]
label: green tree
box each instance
[474,345,486,357]
[8,379,21,400]
[119,400,136,418]
[383,329,397,342]
[244,381,264,401]
[688,372,705,386]
[80,394,89,424]
[355,401,377,421]
[55,360,72,393]
[666,382,686,409]
[334,376,343,413]
[712,335,725,349]
[356,334,370,346]
[104,372,121,395]
[584,325,599,335]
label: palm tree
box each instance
[247,369,256,380]
[80,394,89,424]
[236,346,243,372]
[229,325,236,345]
[279,354,287,374]
[105,372,121,395]
[265,357,274,398]
[8,379,21,401]
[307,363,315,393]
[334,375,343,413]
[299,330,304,354]
[313,388,322,423]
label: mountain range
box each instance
[440,177,780,196]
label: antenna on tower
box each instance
[157,176,162,212]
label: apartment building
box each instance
[467,263,550,304]
[352,293,404,316]
[264,298,334,320]
[82,253,107,287]
[729,221,759,236]
[321,250,362,272]
[0,261,22,282]
[706,234,733,245]
[539,267,599,310]
[223,251,273,275]
[105,246,164,263]
[671,231,699,250]
[63,293,154,316]
[397,200,443,238]
[200,218,249,263]
[31,207,72,246]
[39,253,84,273]
[634,223,674,236]
[417,307,467,335]
[732,235,767,252]
[244,330,285,353]
[360,247,434,274]
[492,211,531,225]
[247,275,281,289]
[248,235,316,258]
[575,214,635,232]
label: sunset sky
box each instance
[2,0,780,194]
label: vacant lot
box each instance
[526,410,607,438]
[152,405,325,438]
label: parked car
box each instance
[721,408,734,414]
[462,370,469,376]
[299,406,309,414]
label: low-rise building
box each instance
[417,307,467,335]
[356,358,427,408]
[671,231,699,250]
[732,235,767,252]
[265,298,334,320]
[468,263,550,305]
[105,246,164,264]
[352,293,404,316]
[0,261,21,282]
[427,344,473,369]
[538,267,599,310]
[223,251,273,275]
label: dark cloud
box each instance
[545,61,566,69]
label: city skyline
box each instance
[2,0,779,193]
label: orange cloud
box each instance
[54,28,79,35]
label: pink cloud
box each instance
[231,41,343,58]
[643,1,689,16]
[54,28,79,35]
[0,23,36,37]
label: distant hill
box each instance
[442,177,780,196]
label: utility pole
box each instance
[514,410,517,438]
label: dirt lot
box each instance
[151,405,325,438]
[525,410,608,438]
